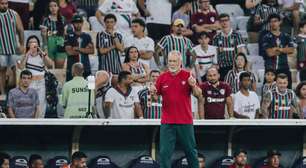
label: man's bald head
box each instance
[72,63,84,77]
[206,66,220,84]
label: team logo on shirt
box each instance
[199,19,203,23]
[182,81,186,85]
[220,89,225,95]
[210,17,215,22]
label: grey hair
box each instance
[168,50,182,61]
[95,70,109,78]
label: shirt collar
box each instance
[221,29,233,37]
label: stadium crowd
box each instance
[0,0,305,119]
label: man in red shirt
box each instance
[150,50,202,168]
[199,67,233,119]
[229,150,252,168]
[260,150,282,168]
[191,0,220,43]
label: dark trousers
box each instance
[160,124,199,168]
[219,66,232,81]
[147,23,170,43]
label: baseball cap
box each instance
[173,19,185,27]
[267,150,281,157]
[72,14,84,23]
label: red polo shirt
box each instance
[156,69,193,124]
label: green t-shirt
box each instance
[61,76,94,118]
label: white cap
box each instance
[87,75,95,90]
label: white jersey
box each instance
[125,35,156,68]
[104,87,140,119]
[233,91,260,119]
[98,0,139,38]
[192,45,217,77]
[145,0,172,25]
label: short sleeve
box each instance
[7,90,14,108]
[225,84,232,97]
[187,39,193,51]
[64,34,73,46]
[104,88,114,103]
[147,38,155,52]
[158,36,168,49]
[83,34,93,47]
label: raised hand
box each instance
[188,71,196,87]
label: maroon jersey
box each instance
[201,81,231,119]
[191,11,218,41]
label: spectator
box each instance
[192,32,218,83]
[125,18,156,69]
[122,46,150,92]
[295,21,306,82]
[8,0,31,29]
[62,152,87,168]
[262,14,295,89]
[224,53,256,94]
[104,71,143,119]
[261,73,302,119]
[246,0,262,43]
[199,67,233,119]
[262,69,277,98]
[95,0,140,39]
[95,70,112,118]
[7,70,40,118]
[65,14,94,81]
[29,154,44,168]
[278,0,303,34]
[0,152,10,168]
[30,0,51,30]
[256,0,280,56]
[149,51,202,168]
[233,72,261,119]
[155,19,195,69]
[96,14,124,75]
[138,70,162,119]
[296,81,306,118]
[72,0,98,17]
[254,0,279,32]
[191,0,219,43]
[61,63,94,118]
[172,0,193,36]
[59,0,77,23]
[229,150,251,168]
[260,150,282,168]
[137,0,172,43]
[0,0,25,95]
[212,13,246,81]
[41,0,67,69]
[18,35,54,118]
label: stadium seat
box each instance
[215,4,244,18]
[292,156,306,168]
[128,155,159,168]
[89,16,104,33]
[247,43,259,56]
[24,30,43,47]
[10,156,28,168]
[88,155,119,168]
[212,156,234,168]
[172,156,189,168]
[47,156,70,168]
[236,16,249,31]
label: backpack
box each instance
[44,70,59,118]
